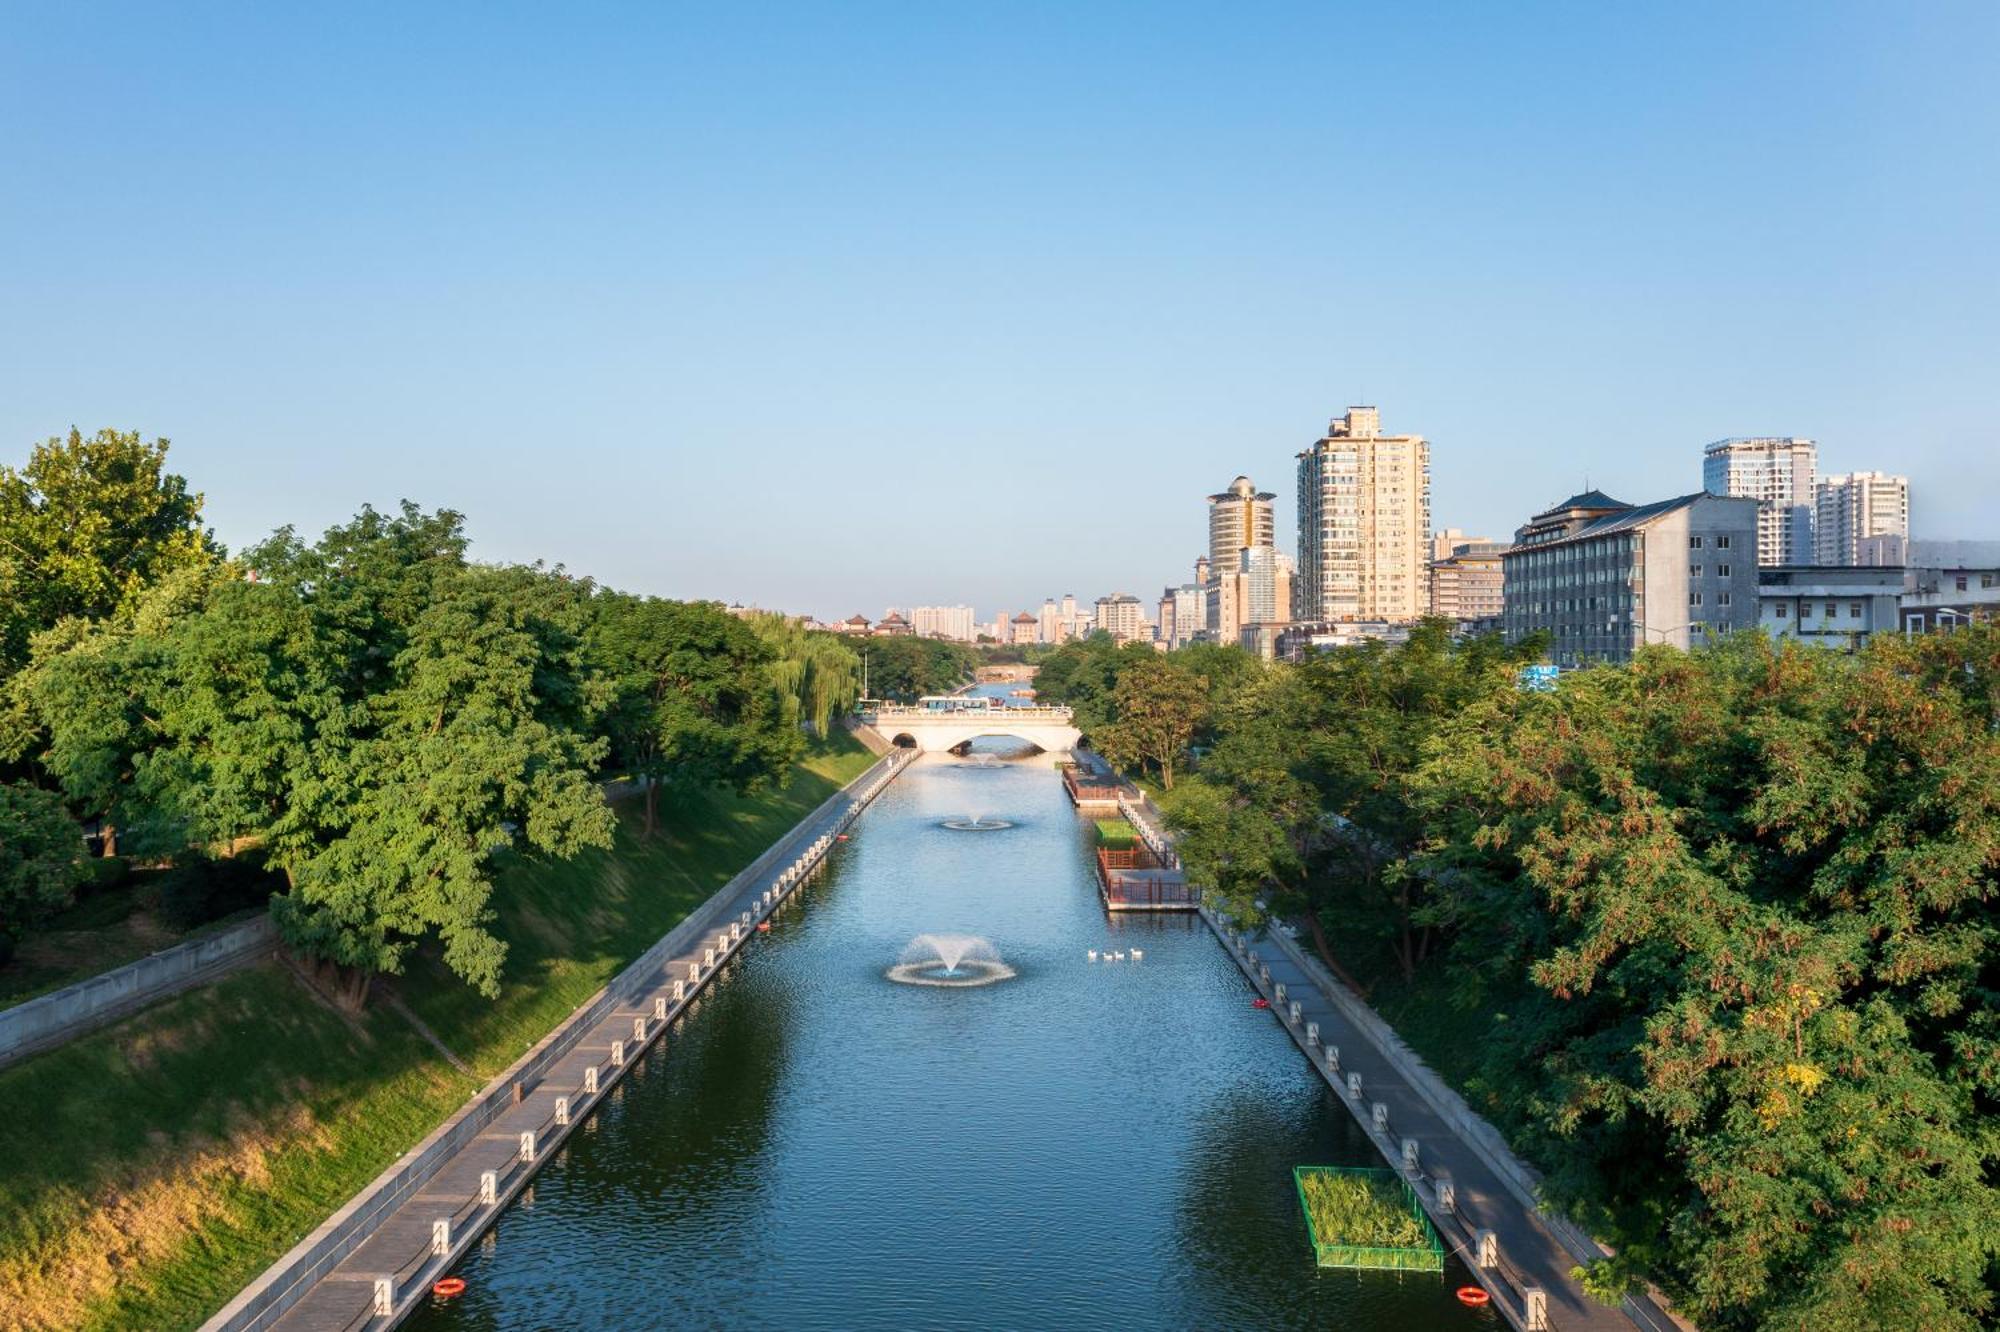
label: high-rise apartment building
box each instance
[909,605,977,641]
[1296,407,1431,622]
[1702,437,1817,566]
[1501,489,1760,666]
[1814,471,1910,566]
[1094,593,1149,643]
[1202,475,1279,644]
[1158,584,1203,650]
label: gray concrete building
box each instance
[1502,489,1760,666]
[1703,436,1817,567]
[1757,566,1903,649]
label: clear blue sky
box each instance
[3,3,1994,621]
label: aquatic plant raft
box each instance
[1093,819,1139,849]
[1293,1166,1445,1272]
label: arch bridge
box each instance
[862,704,1081,755]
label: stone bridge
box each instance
[863,705,1081,755]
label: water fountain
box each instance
[885,933,1016,987]
[940,812,1014,831]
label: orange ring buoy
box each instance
[433,1277,467,1298]
[756,921,772,932]
[1456,1286,1490,1306]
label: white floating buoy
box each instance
[1087,950,1098,961]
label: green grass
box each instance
[1297,1168,1431,1248]
[1093,818,1139,849]
[0,733,875,1331]
[0,874,263,1011]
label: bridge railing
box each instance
[861,705,1075,722]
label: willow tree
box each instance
[746,612,860,736]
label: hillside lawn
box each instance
[0,733,875,1332]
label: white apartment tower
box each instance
[909,605,977,641]
[1814,472,1910,566]
[1296,407,1431,622]
[1203,475,1280,643]
[1702,437,1817,567]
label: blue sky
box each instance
[3,3,1994,621]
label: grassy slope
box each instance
[0,734,874,1332]
[0,878,260,1010]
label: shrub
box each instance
[157,856,283,932]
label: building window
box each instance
[1826,603,1837,618]
[1775,603,1788,619]
[1690,564,1703,578]
[1690,536,1705,549]
[1690,591,1703,607]
[1719,592,1731,607]
[1956,576,1968,591]
[1717,563,1730,578]
[1850,602,1863,617]
[1717,535,1731,549]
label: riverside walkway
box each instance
[211,750,915,1332]
[1107,782,1684,1332]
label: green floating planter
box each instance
[1093,819,1139,849]
[1293,1166,1445,1272]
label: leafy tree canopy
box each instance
[0,782,85,947]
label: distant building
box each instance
[1010,612,1038,646]
[1297,406,1430,622]
[1427,535,1508,624]
[910,605,978,641]
[1814,471,1910,566]
[1158,584,1203,650]
[874,611,914,637]
[1757,566,1903,649]
[1038,598,1067,644]
[1501,489,1760,666]
[1899,564,2000,634]
[1203,475,1280,645]
[1276,620,1413,659]
[1702,437,1817,567]
[834,614,873,635]
[1094,593,1149,644]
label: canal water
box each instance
[407,703,1487,1330]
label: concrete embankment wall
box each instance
[0,915,278,1071]
[203,749,911,1332]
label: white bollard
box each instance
[1525,1289,1548,1331]
[1289,1000,1302,1024]
[1372,1101,1389,1132]
[1260,965,1271,985]
[1326,1045,1340,1073]
[555,1096,570,1126]
[633,1017,646,1042]
[741,911,752,927]
[731,923,742,943]
[1274,982,1286,1004]
[585,1066,599,1094]
[654,997,667,1020]
[1437,1180,1456,1214]
[519,1130,536,1163]
[480,1170,498,1204]
[1306,1022,1320,1046]
[704,948,716,967]
[1402,1137,1420,1171]
[673,979,687,1001]
[611,1040,625,1066]
[374,1278,394,1316]
[1476,1229,1498,1268]
[1347,1071,1364,1099]
[432,1217,451,1256]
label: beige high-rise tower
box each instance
[1296,406,1431,621]
[1203,475,1277,643]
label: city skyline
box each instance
[3,5,1993,617]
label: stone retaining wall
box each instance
[0,914,278,1071]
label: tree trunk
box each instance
[1304,910,1371,998]
[337,964,372,1013]
[643,778,658,840]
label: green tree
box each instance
[1094,656,1208,789]
[858,635,975,702]
[591,595,800,837]
[0,782,85,956]
[746,612,861,736]
[0,428,218,676]
[1410,631,2000,1330]
[24,504,617,1006]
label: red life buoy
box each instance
[1456,1286,1490,1307]
[433,1277,467,1298]
[837,834,849,841]
[1252,997,1270,1009]
[756,921,772,932]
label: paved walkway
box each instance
[1206,911,1680,1332]
[241,753,912,1332]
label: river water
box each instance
[406,694,1487,1330]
